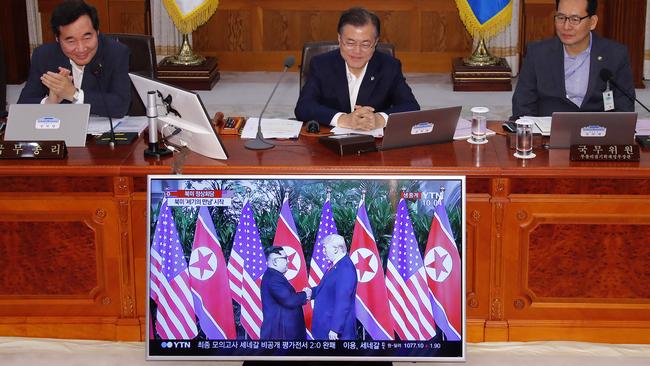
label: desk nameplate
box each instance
[0,140,67,159]
[570,144,639,162]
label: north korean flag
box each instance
[350,199,394,340]
[424,200,462,340]
[189,206,237,339]
[272,196,312,338]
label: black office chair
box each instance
[299,40,395,91]
[0,41,7,117]
[105,33,157,116]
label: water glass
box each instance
[468,107,489,144]
[514,118,536,159]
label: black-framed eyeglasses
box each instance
[554,13,591,26]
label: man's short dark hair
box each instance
[264,246,284,259]
[337,7,381,38]
[555,0,598,17]
[51,0,100,38]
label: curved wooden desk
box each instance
[0,131,649,343]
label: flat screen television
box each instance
[129,73,227,160]
[147,175,465,362]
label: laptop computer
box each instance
[4,104,91,147]
[549,111,637,148]
[379,106,462,150]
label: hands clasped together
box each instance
[41,67,76,104]
[338,105,385,131]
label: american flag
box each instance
[150,198,198,339]
[272,195,312,338]
[307,196,337,334]
[350,199,394,340]
[386,198,436,340]
[425,198,462,340]
[227,199,267,339]
[189,206,237,339]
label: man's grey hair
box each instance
[323,234,347,252]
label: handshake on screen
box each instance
[302,287,312,300]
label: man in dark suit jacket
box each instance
[512,0,634,118]
[18,0,130,118]
[260,246,310,340]
[311,234,358,340]
[294,7,419,130]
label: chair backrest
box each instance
[0,41,6,117]
[299,40,395,91]
[105,33,157,116]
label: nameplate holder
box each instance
[319,134,377,155]
[0,140,67,159]
[570,144,639,162]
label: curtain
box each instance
[150,0,183,59]
[26,0,42,53]
[484,0,520,76]
[644,0,650,79]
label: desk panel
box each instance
[0,131,649,342]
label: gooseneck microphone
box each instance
[92,63,117,147]
[244,55,295,150]
[144,90,172,158]
[599,68,650,113]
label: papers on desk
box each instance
[330,118,497,140]
[87,116,149,135]
[452,118,497,140]
[636,118,650,135]
[241,118,303,139]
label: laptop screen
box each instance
[549,112,637,148]
[5,104,90,147]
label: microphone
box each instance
[599,68,650,113]
[92,62,117,147]
[143,90,172,158]
[244,55,295,150]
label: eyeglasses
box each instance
[554,13,591,26]
[340,39,376,52]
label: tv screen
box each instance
[147,175,465,362]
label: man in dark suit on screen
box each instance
[512,0,635,118]
[294,7,419,131]
[310,234,358,340]
[260,246,310,340]
[18,0,130,118]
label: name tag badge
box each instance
[35,117,61,129]
[603,90,615,111]
[411,122,434,135]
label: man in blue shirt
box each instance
[512,0,634,118]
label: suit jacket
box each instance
[311,255,358,340]
[260,268,308,340]
[512,33,635,118]
[294,49,420,124]
[18,33,131,118]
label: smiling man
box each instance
[512,0,635,118]
[295,7,419,131]
[18,0,130,118]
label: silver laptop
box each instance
[549,111,637,148]
[5,104,91,147]
[379,106,462,150]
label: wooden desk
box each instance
[1,133,649,343]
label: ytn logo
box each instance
[160,341,191,349]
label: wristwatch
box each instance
[71,88,80,103]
